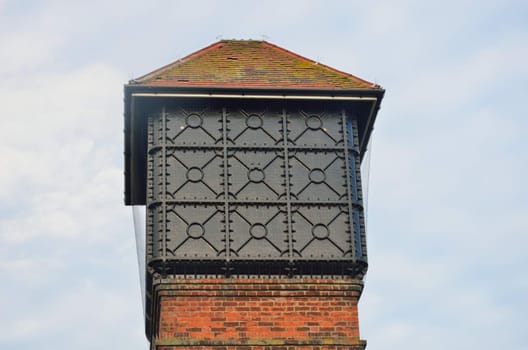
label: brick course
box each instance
[150,277,365,350]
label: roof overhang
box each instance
[124,84,384,205]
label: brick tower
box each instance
[124,40,384,350]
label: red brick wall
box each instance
[150,277,365,350]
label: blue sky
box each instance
[0,1,527,349]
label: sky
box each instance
[0,0,527,349]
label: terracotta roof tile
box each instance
[131,40,380,90]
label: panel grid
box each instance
[146,104,366,274]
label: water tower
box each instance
[124,40,384,350]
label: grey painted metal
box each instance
[342,110,356,261]
[161,107,168,266]
[146,102,367,276]
[282,108,294,265]
[222,107,231,266]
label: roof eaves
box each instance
[124,83,385,97]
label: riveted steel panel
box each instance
[230,204,288,259]
[146,102,366,276]
[287,109,344,147]
[229,150,286,201]
[289,150,346,202]
[227,108,283,146]
[292,205,351,259]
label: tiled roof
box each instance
[131,40,380,90]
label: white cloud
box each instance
[0,30,62,76]
[0,277,147,349]
[0,63,127,245]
